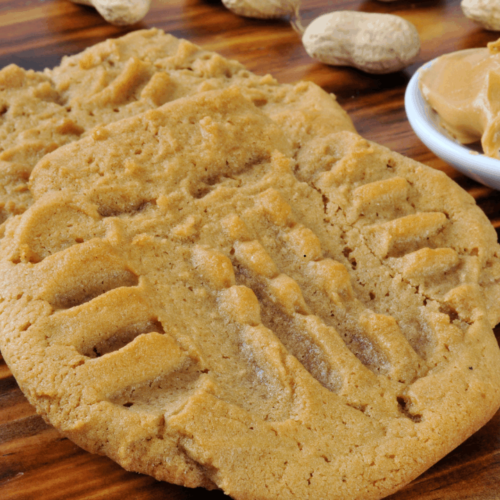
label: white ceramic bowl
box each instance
[405,54,500,190]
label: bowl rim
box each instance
[404,53,500,180]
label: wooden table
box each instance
[1,0,499,498]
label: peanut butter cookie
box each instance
[0,29,353,231]
[0,88,499,499]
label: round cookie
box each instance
[1,88,500,499]
[0,28,354,235]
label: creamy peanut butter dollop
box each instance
[419,39,500,159]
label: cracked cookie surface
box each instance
[0,88,500,500]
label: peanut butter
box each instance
[419,39,500,159]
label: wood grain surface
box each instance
[1,0,500,498]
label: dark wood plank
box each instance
[0,0,499,498]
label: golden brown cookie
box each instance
[1,88,499,499]
[0,28,354,233]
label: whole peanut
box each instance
[70,0,151,26]
[222,0,299,19]
[302,11,420,74]
[462,0,500,31]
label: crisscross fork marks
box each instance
[193,206,426,419]
[221,194,426,379]
[299,134,495,354]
